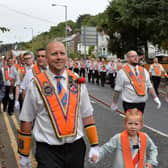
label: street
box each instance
[0,82,168,168]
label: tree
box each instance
[103,0,168,60]
[0,27,9,33]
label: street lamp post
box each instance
[24,27,34,51]
[51,3,68,52]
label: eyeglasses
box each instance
[36,55,45,58]
[24,57,32,60]
[128,55,138,58]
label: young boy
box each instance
[90,108,158,168]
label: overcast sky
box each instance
[0,0,109,44]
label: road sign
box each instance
[80,26,98,46]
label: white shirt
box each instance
[115,64,153,103]
[20,69,33,91]
[20,66,48,91]
[2,66,19,86]
[149,63,165,76]
[19,69,93,145]
[106,62,117,74]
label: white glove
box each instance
[19,155,32,168]
[154,97,161,109]
[14,100,20,112]
[9,93,14,100]
[88,146,99,163]
[110,103,118,111]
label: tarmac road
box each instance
[0,81,167,168]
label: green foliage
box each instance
[103,0,168,59]
[0,27,10,33]
[20,0,168,60]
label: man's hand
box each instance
[144,163,153,168]
[9,93,14,100]
[14,100,20,112]
[88,146,99,163]
[110,103,118,111]
[19,155,32,168]
[154,97,161,109]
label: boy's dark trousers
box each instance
[2,86,15,115]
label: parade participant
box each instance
[106,59,117,88]
[99,58,107,87]
[0,67,5,101]
[18,41,99,168]
[165,68,168,102]
[88,58,96,83]
[73,58,79,74]
[90,108,158,168]
[14,53,26,112]
[149,57,165,96]
[20,48,47,100]
[116,58,123,72]
[79,58,85,77]
[23,52,34,71]
[111,50,161,113]
[67,58,73,70]
[2,57,19,115]
[0,55,4,68]
[95,58,100,85]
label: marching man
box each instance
[149,57,165,96]
[111,50,161,113]
[18,41,99,168]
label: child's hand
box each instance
[91,154,98,163]
[145,163,153,168]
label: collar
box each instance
[47,69,67,80]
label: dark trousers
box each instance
[88,70,92,83]
[2,86,15,115]
[74,68,79,74]
[95,70,99,85]
[109,73,116,88]
[100,72,106,87]
[80,68,85,77]
[151,76,161,96]
[123,101,145,113]
[35,138,86,168]
[19,93,23,111]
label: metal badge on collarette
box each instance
[69,83,78,94]
[43,82,54,96]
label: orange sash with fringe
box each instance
[123,64,146,96]
[121,130,147,168]
[152,63,161,76]
[34,70,81,138]
[4,65,12,81]
[32,64,41,75]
